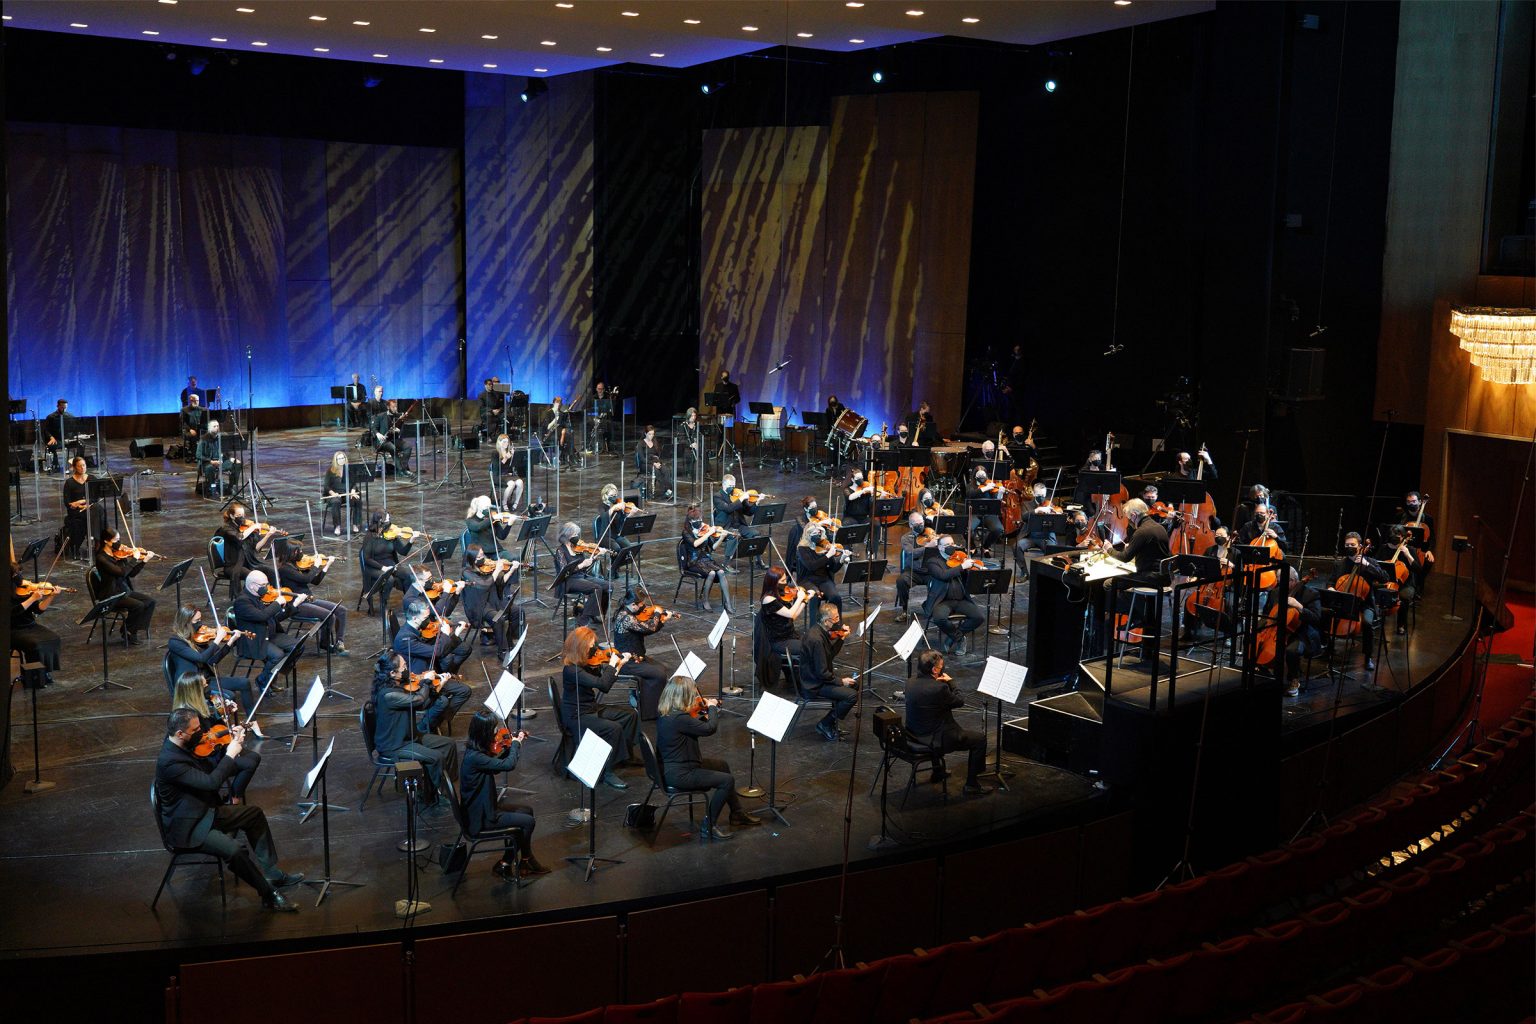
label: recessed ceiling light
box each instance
[211,37,228,42]
[556,2,573,7]
[534,67,547,72]
[846,2,865,7]
[962,17,980,24]
[483,63,498,68]
[481,34,498,40]
[742,25,758,32]
[2,15,12,20]
[142,30,160,36]
[1114,1,1133,5]
[158,0,178,5]
[70,23,89,28]
[849,38,864,44]
[313,47,329,52]
[650,52,664,58]
[684,19,701,25]
[309,15,327,21]
[907,9,925,15]
[236,7,254,13]
[622,11,639,16]
[373,53,389,58]
[596,46,612,52]
[251,41,267,46]
[419,28,436,33]
[353,21,370,26]
[429,58,444,63]
[540,40,557,46]
[797,32,813,38]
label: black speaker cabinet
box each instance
[129,438,165,459]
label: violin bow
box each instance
[303,498,318,550]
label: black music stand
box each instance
[1318,588,1365,684]
[366,565,402,642]
[734,535,770,608]
[871,496,904,550]
[843,558,889,695]
[88,475,123,537]
[835,523,871,604]
[328,385,349,428]
[935,514,966,537]
[1023,512,1070,552]
[430,537,460,567]
[517,514,554,608]
[704,393,736,459]
[965,567,1015,661]
[614,511,656,590]
[301,738,363,906]
[211,433,250,507]
[751,501,787,565]
[21,536,49,582]
[80,593,129,692]
[158,557,196,610]
[340,462,374,537]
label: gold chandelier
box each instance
[1449,306,1536,385]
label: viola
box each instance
[259,585,296,604]
[14,579,75,597]
[573,541,612,556]
[489,510,522,526]
[192,722,235,759]
[382,523,427,542]
[828,623,852,642]
[402,670,450,693]
[192,625,255,644]
[808,509,843,530]
[609,500,644,516]
[779,584,815,603]
[107,541,161,561]
[688,695,711,721]
[585,642,632,668]
[250,522,287,539]
[814,538,851,560]
[974,480,1005,495]
[423,577,467,601]
[946,549,986,570]
[476,557,518,575]
[730,488,770,504]
[420,619,444,640]
[1147,502,1183,521]
[636,604,675,623]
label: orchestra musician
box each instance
[59,456,91,559]
[459,710,551,877]
[321,450,363,535]
[465,494,514,560]
[371,651,458,818]
[967,467,1006,556]
[10,557,62,685]
[361,511,413,606]
[232,570,306,690]
[632,424,670,501]
[345,373,367,427]
[1019,482,1064,554]
[923,537,987,656]
[1375,524,1421,637]
[1397,491,1435,594]
[893,422,912,447]
[223,504,282,589]
[798,524,848,613]
[1008,424,1037,479]
[843,470,878,526]
[490,433,525,512]
[597,486,639,564]
[179,375,201,410]
[655,677,762,840]
[155,707,302,912]
[713,474,765,568]
[905,649,991,795]
[544,396,573,464]
[478,377,506,440]
[612,588,674,720]
[554,522,610,628]
[370,398,415,480]
[180,392,209,460]
[461,544,524,667]
[681,505,735,613]
[558,625,641,789]
[168,605,255,712]
[905,401,937,446]
[1106,498,1171,575]
[1071,449,1105,508]
[1334,532,1389,672]
[366,383,388,419]
[393,600,475,689]
[94,528,158,644]
[895,515,938,624]
[784,497,821,576]
[591,382,615,455]
[715,371,741,417]
[405,562,462,622]
[1237,502,1288,553]
[275,540,349,655]
[42,398,77,473]
[758,567,809,660]
[1275,575,1323,699]
[824,394,847,426]
[801,605,858,742]
[1174,445,1217,479]
[196,420,242,498]
[171,670,263,803]
[1237,484,1272,528]
[679,407,703,480]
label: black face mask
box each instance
[922,496,934,507]
[184,727,203,747]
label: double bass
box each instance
[1173,443,1218,556]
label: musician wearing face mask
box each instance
[543,397,573,464]
[393,599,475,686]
[801,606,858,742]
[896,515,938,623]
[906,650,991,795]
[798,524,848,614]
[923,536,987,656]
[1020,482,1063,554]
[554,522,610,628]
[681,506,734,613]
[465,494,514,560]
[461,543,524,666]
[371,399,414,480]
[1008,424,1037,479]
[1332,532,1390,672]
[322,450,363,535]
[559,625,641,789]
[490,434,525,512]
[590,382,615,455]
[371,651,459,818]
[1237,503,1288,553]
[712,474,765,568]
[632,424,670,501]
[180,392,209,460]
[824,395,847,426]
[716,371,741,417]
[612,588,674,720]
[1396,492,1435,594]
[1374,525,1421,637]
[967,468,1006,556]
[680,408,704,480]
[1174,445,1216,479]
[1277,575,1323,698]
[596,485,642,565]
[274,541,348,655]
[197,420,242,498]
[478,378,506,440]
[231,570,305,690]
[1071,450,1105,508]
[844,470,875,526]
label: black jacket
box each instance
[801,623,843,689]
[904,675,964,742]
[155,737,239,849]
[712,490,752,530]
[560,662,618,730]
[923,549,970,603]
[1118,518,1172,575]
[460,745,522,836]
[374,683,441,755]
[167,634,230,683]
[656,710,716,773]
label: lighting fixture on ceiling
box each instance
[1450,307,1536,385]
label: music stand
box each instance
[733,535,770,609]
[843,558,889,692]
[1078,470,1123,497]
[158,557,196,609]
[21,536,49,582]
[300,737,362,905]
[964,567,1014,661]
[1024,512,1070,550]
[366,565,402,644]
[747,691,798,827]
[296,672,351,821]
[836,523,872,604]
[80,593,129,692]
[564,729,622,881]
[976,655,1029,791]
[1318,588,1365,683]
[935,514,966,536]
[340,462,375,536]
[517,514,554,608]
[430,537,460,565]
[88,475,123,537]
[328,385,348,428]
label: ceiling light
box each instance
[236,7,254,12]
[353,21,370,26]
[373,53,389,58]
[849,38,864,44]
[252,41,268,46]
[309,15,327,21]
[556,2,573,7]
[622,11,640,16]
[482,34,498,40]
[541,40,557,46]
[962,17,980,24]
[483,63,498,68]
[211,37,228,42]
[650,52,665,58]
[142,30,161,36]
[907,9,925,15]
[871,70,884,83]
[847,2,865,7]
[742,25,759,32]
[1044,78,1057,93]
[314,47,329,52]
[797,32,813,38]
[1115,1,1133,5]
[419,28,436,33]
[684,19,701,25]
[71,23,89,28]
[429,58,445,63]
[159,0,178,5]
[596,46,612,52]
[534,67,547,72]
[2,15,12,20]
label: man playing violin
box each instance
[713,474,765,568]
[395,598,475,677]
[156,707,303,912]
[232,570,306,690]
[554,522,611,628]
[905,650,991,795]
[967,468,1006,556]
[371,398,415,480]
[275,540,349,655]
[801,605,858,741]
[613,588,674,720]
[896,515,938,624]
[196,419,242,498]
[656,677,762,840]
[94,528,158,644]
[372,651,459,819]
[461,544,526,671]
[922,537,987,657]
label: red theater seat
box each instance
[677,989,751,1024]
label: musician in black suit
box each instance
[345,373,368,426]
[923,538,987,655]
[1108,499,1173,575]
[655,678,761,840]
[679,407,703,479]
[715,371,740,417]
[712,474,764,567]
[544,396,573,463]
[179,375,201,410]
[196,420,241,498]
[232,570,305,688]
[371,652,457,814]
[460,710,550,877]
[154,707,302,911]
[905,650,990,794]
[800,605,857,742]
[167,605,254,712]
[371,399,414,479]
[392,603,476,727]
[42,398,76,473]
[478,377,506,439]
[180,393,209,461]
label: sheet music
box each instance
[893,619,925,661]
[485,671,526,720]
[302,736,336,798]
[568,730,613,789]
[673,650,707,681]
[977,657,1028,705]
[708,610,730,650]
[858,604,883,637]
[747,691,798,743]
[296,675,326,730]
[504,625,528,667]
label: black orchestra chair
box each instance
[672,539,706,609]
[161,649,176,696]
[359,702,398,810]
[869,706,946,808]
[781,652,832,728]
[84,567,130,647]
[547,678,573,772]
[208,535,233,602]
[150,782,228,910]
[225,607,261,682]
[442,774,524,892]
[636,731,705,838]
[356,547,374,615]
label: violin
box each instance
[974,480,1005,495]
[192,722,236,759]
[476,557,519,575]
[14,579,75,597]
[688,694,712,721]
[402,670,450,693]
[814,538,852,561]
[609,500,644,516]
[192,624,255,644]
[489,510,522,526]
[828,622,852,642]
[382,524,427,542]
[636,604,676,623]
[250,522,287,539]
[423,577,467,601]
[573,541,612,556]
[585,642,633,668]
[779,584,815,603]
[259,585,297,604]
[419,618,444,640]
[808,509,843,530]
[1147,501,1183,521]
[730,488,770,504]
[693,522,737,543]
[296,552,336,572]
[107,541,161,561]
[491,725,520,755]
[946,548,987,570]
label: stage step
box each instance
[1004,687,1105,774]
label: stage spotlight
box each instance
[363,75,382,88]
[871,69,884,84]
[188,56,208,75]
[519,78,548,103]
[1044,78,1057,93]
[700,80,726,95]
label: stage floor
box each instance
[0,427,1473,960]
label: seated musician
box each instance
[42,398,75,473]
[1174,445,1216,479]
[682,505,734,613]
[461,544,524,666]
[904,401,935,446]
[233,571,305,689]
[361,511,414,606]
[1236,503,1288,553]
[1106,499,1171,575]
[371,399,414,480]
[1008,424,1037,478]
[1332,532,1390,672]
[632,424,669,500]
[1275,577,1322,699]
[596,485,641,562]
[11,559,63,686]
[843,470,875,526]
[155,707,302,911]
[1236,484,1272,530]
[224,504,282,587]
[716,371,741,417]
[712,474,765,568]
[170,670,263,803]
[784,497,826,576]
[896,515,938,623]
[465,494,514,560]
[393,600,476,695]
[1375,525,1421,637]
[801,605,858,741]
[758,567,809,660]
[196,420,242,498]
[94,528,158,645]
[894,422,912,447]
[916,489,949,530]
[1021,482,1064,552]
[612,588,673,720]
[967,468,1006,556]
[478,377,506,440]
[558,625,641,789]
[322,451,363,534]
[490,434,525,512]
[371,651,458,818]
[656,677,761,840]
[366,383,387,420]
[180,393,208,460]
[798,524,848,613]
[168,605,254,711]
[59,456,91,559]
[923,537,987,656]
[275,541,349,655]
[553,522,610,628]
[905,649,990,795]
[405,563,462,620]
[1071,449,1105,508]
[460,710,550,877]
[345,373,367,427]
[1397,491,1435,594]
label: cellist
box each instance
[1395,491,1435,595]
[1332,532,1390,672]
[1276,573,1322,698]
[1374,524,1421,637]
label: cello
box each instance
[1174,443,1218,556]
[1250,568,1318,668]
[1245,507,1284,590]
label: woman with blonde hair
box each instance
[656,677,759,840]
[490,434,525,512]
[322,450,362,535]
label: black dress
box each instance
[10,571,62,673]
[60,475,91,557]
